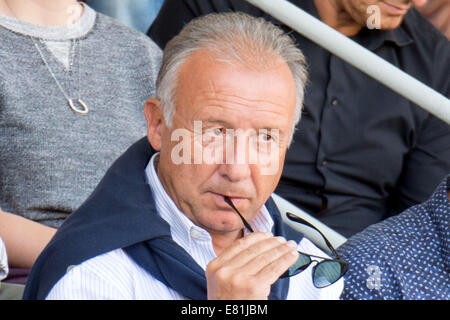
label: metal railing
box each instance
[245,0,450,124]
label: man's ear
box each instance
[144,98,164,151]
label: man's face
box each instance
[340,0,427,29]
[146,50,297,236]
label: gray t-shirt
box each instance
[0,4,162,227]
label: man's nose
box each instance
[215,131,254,182]
[218,162,252,182]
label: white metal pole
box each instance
[245,0,450,124]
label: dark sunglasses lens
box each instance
[313,260,344,288]
[286,253,311,276]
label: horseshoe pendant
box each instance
[68,98,89,115]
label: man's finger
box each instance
[217,236,293,271]
[254,244,300,285]
[210,232,272,267]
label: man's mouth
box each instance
[209,192,249,207]
[379,1,410,15]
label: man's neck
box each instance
[0,0,83,26]
[211,229,244,256]
[314,0,363,36]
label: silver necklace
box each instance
[30,37,89,115]
[4,0,89,115]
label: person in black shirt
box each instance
[147,0,450,237]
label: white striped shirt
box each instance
[47,154,343,300]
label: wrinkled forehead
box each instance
[173,49,297,130]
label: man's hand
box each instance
[206,232,299,300]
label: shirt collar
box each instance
[144,153,274,253]
[353,23,413,51]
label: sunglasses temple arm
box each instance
[286,212,339,257]
[237,211,254,233]
[225,200,340,257]
[224,197,255,233]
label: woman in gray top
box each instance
[0,0,161,271]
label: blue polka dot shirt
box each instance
[338,175,449,300]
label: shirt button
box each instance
[331,98,339,106]
[321,160,328,166]
[190,228,202,239]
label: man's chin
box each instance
[197,204,252,232]
[380,16,406,30]
[200,214,245,234]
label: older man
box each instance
[24,13,344,300]
[148,0,450,237]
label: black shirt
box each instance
[148,0,450,237]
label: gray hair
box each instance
[156,12,308,145]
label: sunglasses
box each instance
[224,197,348,288]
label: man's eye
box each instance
[204,128,225,141]
[211,128,224,136]
[259,132,273,142]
